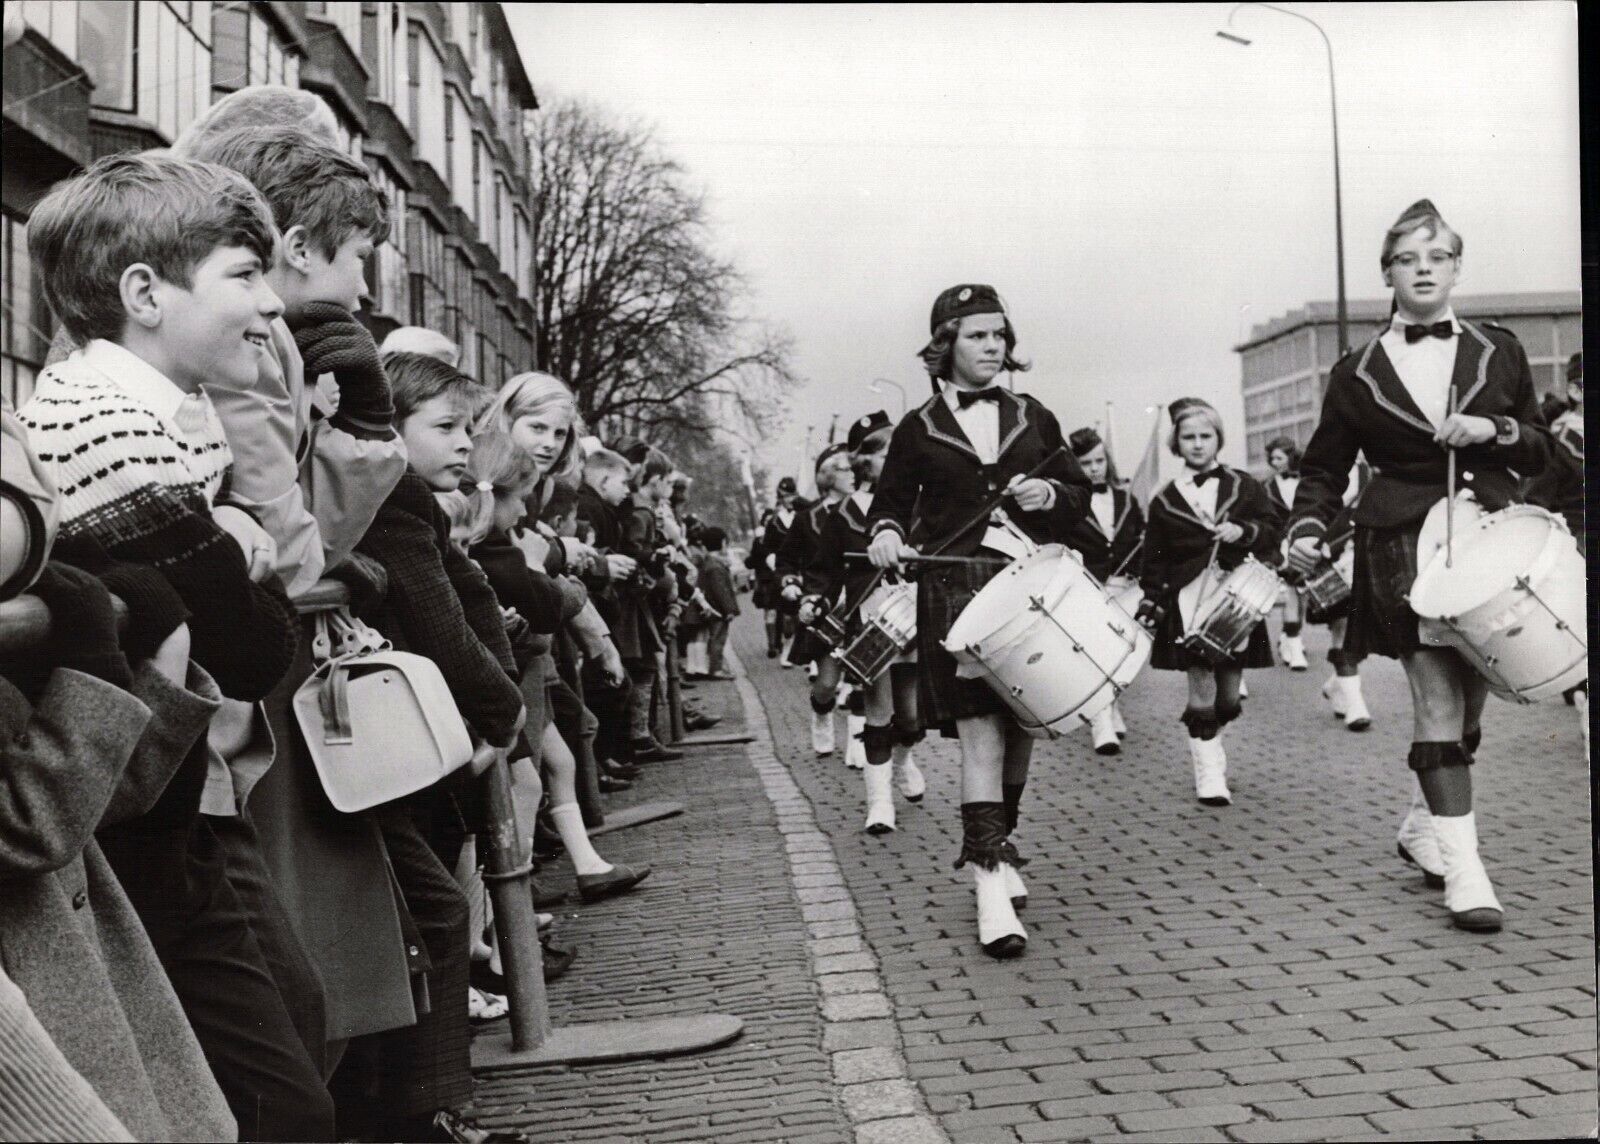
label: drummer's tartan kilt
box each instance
[915,558,1013,735]
[1347,522,1426,660]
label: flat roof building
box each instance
[1234,291,1581,477]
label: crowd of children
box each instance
[0,85,745,1144]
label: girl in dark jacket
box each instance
[1137,399,1281,809]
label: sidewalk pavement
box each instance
[734,612,1596,1143]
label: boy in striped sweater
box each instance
[17,153,331,1141]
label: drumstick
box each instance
[924,446,1070,558]
[847,552,1010,568]
[1445,384,1458,569]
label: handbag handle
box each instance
[316,659,355,745]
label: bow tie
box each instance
[1191,468,1220,487]
[1092,482,1111,494]
[1403,320,1455,344]
[955,386,1002,409]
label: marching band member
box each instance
[868,285,1091,960]
[1315,486,1373,732]
[750,477,800,659]
[1285,199,1554,932]
[802,411,925,832]
[1264,437,1310,671]
[1061,427,1144,755]
[781,444,856,756]
[1136,398,1280,807]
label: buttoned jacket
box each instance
[1139,467,1280,607]
[1061,485,1144,583]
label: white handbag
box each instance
[292,609,474,813]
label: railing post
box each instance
[665,634,687,744]
[477,752,550,1052]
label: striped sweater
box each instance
[18,341,296,701]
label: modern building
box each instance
[1,0,538,407]
[1234,291,1582,476]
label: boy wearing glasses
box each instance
[1285,199,1554,934]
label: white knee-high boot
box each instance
[893,743,924,802]
[1110,699,1127,737]
[844,714,866,769]
[863,762,895,833]
[1341,676,1371,731]
[1322,672,1348,717]
[1190,736,1231,805]
[810,707,835,755]
[974,865,1027,957]
[1432,812,1503,931]
[1090,704,1120,755]
[1395,776,1445,888]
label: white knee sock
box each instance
[549,802,612,876]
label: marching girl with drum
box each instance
[780,444,861,758]
[1061,427,1145,755]
[867,285,1092,960]
[1284,199,1554,933]
[800,411,926,831]
[1314,486,1373,732]
[1264,437,1310,671]
[1135,399,1281,807]
[750,477,801,660]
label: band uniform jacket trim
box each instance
[1155,468,1256,545]
[1287,319,1549,545]
[1088,485,1137,541]
[1064,485,1144,582]
[1352,318,1499,437]
[805,493,873,602]
[916,385,1032,464]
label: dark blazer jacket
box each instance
[777,498,833,587]
[1288,321,1554,543]
[806,493,880,607]
[869,388,1091,553]
[1139,467,1281,609]
[1061,485,1144,583]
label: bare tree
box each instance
[527,99,796,442]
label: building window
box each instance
[409,25,446,170]
[1,214,53,410]
[443,90,455,186]
[213,5,299,95]
[19,0,79,58]
[79,0,136,112]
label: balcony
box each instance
[301,12,371,131]
[363,101,415,190]
[1,28,92,198]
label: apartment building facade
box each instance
[2,0,538,406]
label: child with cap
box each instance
[781,443,855,756]
[751,477,801,658]
[1060,426,1145,754]
[1135,399,1280,808]
[868,284,1092,959]
[1285,199,1555,933]
[1263,436,1311,670]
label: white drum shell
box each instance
[1411,506,1588,702]
[943,546,1151,739]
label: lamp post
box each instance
[869,378,907,416]
[1218,3,1349,356]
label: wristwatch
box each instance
[1489,415,1519,446]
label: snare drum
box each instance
[1409,504,1587,703]
[1181,557,1282,665]
[943,546,1151,739]
[1302,559,1353,624]
[834,581,917,687]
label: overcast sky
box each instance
[507,3,1581,477]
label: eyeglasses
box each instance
[1387,250,1457,270]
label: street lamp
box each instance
[869,377,906,416]
[1218,2,1349,356]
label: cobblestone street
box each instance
[473,609,1595,1142]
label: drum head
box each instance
[1412,509,1558,618]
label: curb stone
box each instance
[729,646,952,1144]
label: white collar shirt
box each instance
[942,380,1001,464]
[850,489,873,514]
[1274,473,1300,507]
[1091,486,1117,535]
[1175,466,1222,524]
[1379,308,1460,430]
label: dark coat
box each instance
[1288,321,1554,544]
[869,388,1092,553]
[700,552,741,619]
[0,663,235,1142]
[806,494,877,607]
[777,499,833,587]
[1061,485,1145,583]
[1138,468,1281,610]
[749,505,797,606]
[355,471,521,749]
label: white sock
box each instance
[549,802,612,876]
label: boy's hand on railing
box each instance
[213,506,277,582]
